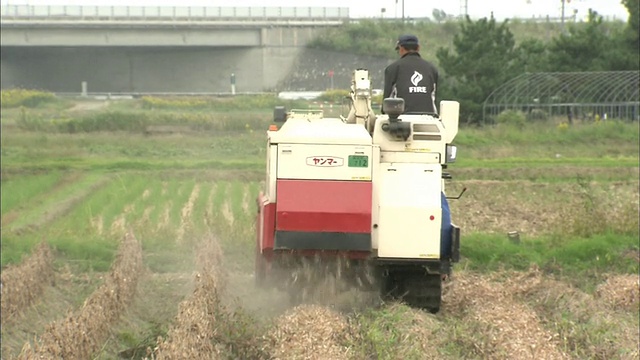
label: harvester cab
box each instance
[256,69,461,313]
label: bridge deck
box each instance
[0,5,350,21]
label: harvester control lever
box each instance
[446,187,467,200]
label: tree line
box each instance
[309,0,639,124]
[437,5,638,123]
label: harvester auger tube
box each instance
[255,69,461,313]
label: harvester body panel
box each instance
[274,179,372,251]
[276,143,372,181]
[375,162,442,259]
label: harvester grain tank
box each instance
[255,69,461,313]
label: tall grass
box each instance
[1,89,59,108]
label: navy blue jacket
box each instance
[383,52,439,114]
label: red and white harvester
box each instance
[255,69,461,313]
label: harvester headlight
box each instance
[446,144,457,163]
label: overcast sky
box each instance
[0,0,630,21]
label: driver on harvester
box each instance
[383,34,439,115]
[383,34,452,260]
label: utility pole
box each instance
[561,0,566,31]
[395,0,406,23]
[460,0,468,19]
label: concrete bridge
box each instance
[0,5,349,94]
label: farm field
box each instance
[1,94,639,360]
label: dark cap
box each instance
[395,34,419,50]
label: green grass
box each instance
[212,181,229,215]
[170,180,197,230]
[92,174,136,233]
[455,120,640,159]
[4,173,104,232]
[0,129,267,175]
[461,233,639,278]
[201,180,258,271]
[456,156,639,168]
[0,233,41,266]
[350,304,440,359]
[229,181,247,220]
[1,170,64,213]
[145,181,172,233]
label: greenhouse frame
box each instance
[483,71,639,123]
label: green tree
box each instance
[516,38,551,73]
[619,0,640,70]
[621,0,639,45]
[436,16,521,124]
[546,9,638,71]
[546,10,610,71]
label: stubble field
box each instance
[1,95,638,360]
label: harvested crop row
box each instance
[263,304,353,360]
[503,266,640,312]
[595,274,640,311]
[444,272,569,360]
[0,242,54,324]
[18,231,143,360]
[150,234,224,360]
[503,267,640,359]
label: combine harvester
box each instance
[255,69,463,313]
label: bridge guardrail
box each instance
[0,5,350,21]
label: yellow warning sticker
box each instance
[404,144,432,152]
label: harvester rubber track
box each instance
[383,271,442,313]
[402,274,442,313]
